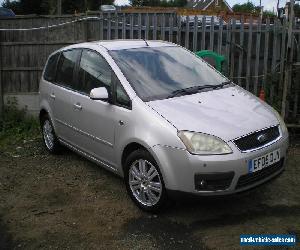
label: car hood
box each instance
[147,86,279,142]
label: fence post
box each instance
[99,12,103,40]
[185,15,189,49]
[254,18,262,95]
[192,15,198,52]
[246,16,253,91]
[0,30,3,118]
[177,14,181,45]
[57,0,62,15]
[237,16,245,86]
[85,12,88,41]
[281,0,295,118]
[114,11,118,39]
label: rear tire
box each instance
[124,149,168,212]
[40,114,61,154]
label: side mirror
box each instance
[90,87,109,101]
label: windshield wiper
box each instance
[194,81,232,91]
[167,81,233,99]
[215,81,232,88]
[167,88,192,98]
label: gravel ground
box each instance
[0,138,299,249]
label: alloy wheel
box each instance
[128,159,163,207]
[43,120,54,150]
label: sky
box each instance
[0,0,287,11]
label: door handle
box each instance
[119,120,124,126]
[50,93,56,99]
[73,103,82,110]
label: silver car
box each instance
[39,40,289,212]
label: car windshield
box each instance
[109,46,228,101]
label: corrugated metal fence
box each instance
[0,13,299,122]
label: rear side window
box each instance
[44,53,59,82]
[56,50,80,88]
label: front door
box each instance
[70,49,116,166]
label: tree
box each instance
[3,0,51,14]
[263,10,276,17]
[2,0,113,15]
[232,2,260,14]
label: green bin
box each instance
[195,50,225,73]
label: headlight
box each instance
[178,131,232,155]
[274,110,288,135]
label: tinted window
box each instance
[109,46,227,101]
[56,50,80,88]
[78,50,112,95]
[116,81,131,108]
[44,53,59,82]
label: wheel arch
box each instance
[120,140,169,187]
[121,142,149,173]
[39,109,48,122]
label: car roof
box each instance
[60,40,177,52]
[96,40,176,50]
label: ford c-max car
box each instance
[39,40,289,212]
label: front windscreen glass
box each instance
[109,46,228,101]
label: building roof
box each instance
[186,0,211,9]
[186,0,233,12]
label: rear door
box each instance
[51,49,81,143]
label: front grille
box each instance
[195,172,234,191]
[236,158,284,189]
[234,126,280,152]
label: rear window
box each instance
[44,53,60,82]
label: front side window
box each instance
[44,53,59,82]
[55,50,80,89]
[109,46,227,101]
[77,49,112,95]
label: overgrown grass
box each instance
[0,98,40,150]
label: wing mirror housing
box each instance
[90,87,109,101]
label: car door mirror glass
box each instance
[90,87,109,100]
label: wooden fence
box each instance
[0,13,299,123]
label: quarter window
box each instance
[55,50,80,88]
[115,81,131,108]
[44,53,59,82]
[78,50,112,95]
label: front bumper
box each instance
[152,134,289,196]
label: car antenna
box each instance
[143,39,149,47]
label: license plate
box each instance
[248,149,280,173]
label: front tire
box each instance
[41,114,61,154]
[124,149,168,212]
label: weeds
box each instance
[0,97,40,150]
